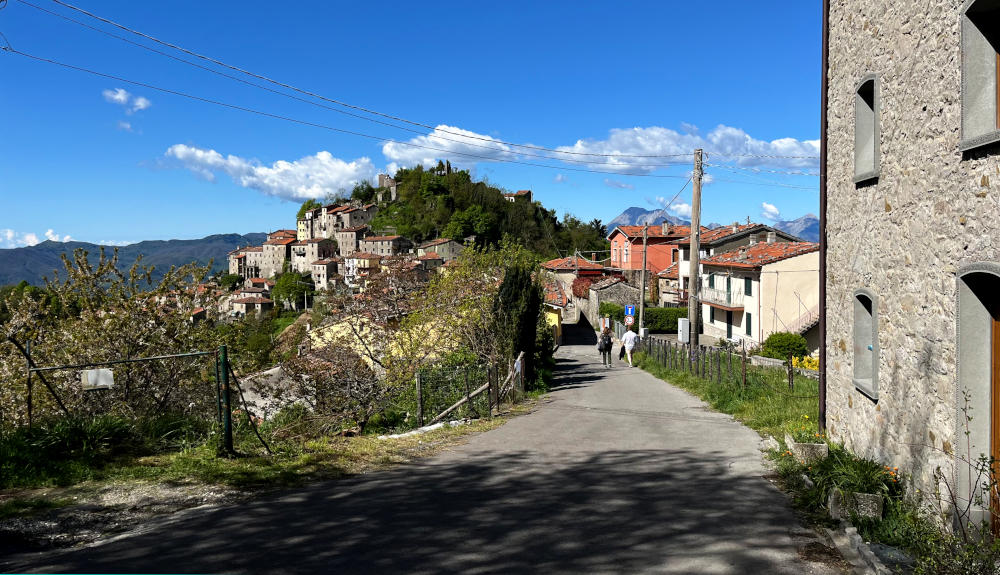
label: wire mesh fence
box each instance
[639,336,820,401]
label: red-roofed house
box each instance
[698,241,819,349]
[607,222,694,274]
[503,190,533,203]
[416,252,444,271]
[232,296,274,316]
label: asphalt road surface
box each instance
[5,321,844,574]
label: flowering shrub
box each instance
[792,355,819,371]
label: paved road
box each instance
[5,322,843,574]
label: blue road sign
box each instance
[624,305,635,317]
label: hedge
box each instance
[597,303,687,333]
[760,332,809,360]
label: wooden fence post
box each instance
[788,352,795,391]
[741,345,747,390]
[717,350,722,384]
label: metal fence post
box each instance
[416,371,424,427]
[25,339,32,429]
[220,345,235,456]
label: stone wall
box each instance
[826,0,1000,501]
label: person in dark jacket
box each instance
[598,326,614,368]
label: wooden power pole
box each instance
[688,149,703,348]
[639,224,648,333]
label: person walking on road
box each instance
[621,327,640,367]
[598,326,614,368]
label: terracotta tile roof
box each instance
[350,252,380,260]
[419,238,453,249]
[658,263,679,279]
[543,282,568,308]
[233,297,273,305]
[248,277,268,284]
[190,307,206,315]
[670,223,784,246]
[701,242,819,269]
[234,254,246,259]
[504,190,532,197]
[610,225,697,240]
[417,252,443,260]
[264,238,296,246]
[340,225,369,233]
[541,256,603,272]
[243,246,263,252]
[312,259,336,265]
[363,235,401,242]
[240,287,267,294]
[325,205,348,213]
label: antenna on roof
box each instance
[746,216,751,225]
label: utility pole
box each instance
[688,149,703,348]
[638,224,648,333]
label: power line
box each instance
[704,162,819,177]
[705,151,820,160]
[13,0,695,170]
[1,46,695,180]
[705,165,819,190]
[34,0,697,162]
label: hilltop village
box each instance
[223,174,532,315]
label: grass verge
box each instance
[634,350,819,439]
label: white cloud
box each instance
[117,121,133,132]
[680,122,699,134]
[761,202,782,221]
[553,173,567,183]
[102,88,130,105]
[131,96,151,113]
[44,229,72,242]
[166,144,376,201]
[0,229,71,248]
[668,202,692,218]
[553,125,818,173]
[102,88,152,114]
[603,179,634,190]
[382,124,516,169]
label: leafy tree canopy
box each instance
[297,199,322,220]
[370,164,607,259]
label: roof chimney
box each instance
[766,231,776,244]
[662,221,669,235]
[732,222,738,233]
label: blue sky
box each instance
[0,1,821,246]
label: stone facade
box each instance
[358,235,413,257]
[290,239,336,273]
[826,0,1000,509]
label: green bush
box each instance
[596,304,686,333]
[599,302,624,324]
[761,332,809,360]
[644,307,687,333]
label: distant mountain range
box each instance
[0,233,267,286]
[606,207,819,242]
[605,207,690,233]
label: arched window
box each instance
[853,288,878,399]
[961,0,1000,150]
[854,75,880,183]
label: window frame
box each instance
[853,287,880,401]
[745,312,752,336]
[960,0,1000,151]
[854,73,881,183]
[744,276,752,297]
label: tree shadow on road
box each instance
[14,448,814,574]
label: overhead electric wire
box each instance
[33,0,697,162]
[12,0,695,171]
[704,162,818,177]
[1,46,697,179]
[705,164,819,191]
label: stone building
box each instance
[824,0,1000,515]
[358,235,413,257]
[417,238,465,262]
[261,237,295,278]
[335,225,368,257]
[290,238,336,273]
[310,258,339,291]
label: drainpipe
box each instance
[819,0,830,432]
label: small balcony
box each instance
[701,286,744,310]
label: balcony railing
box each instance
[700,286,744,308]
